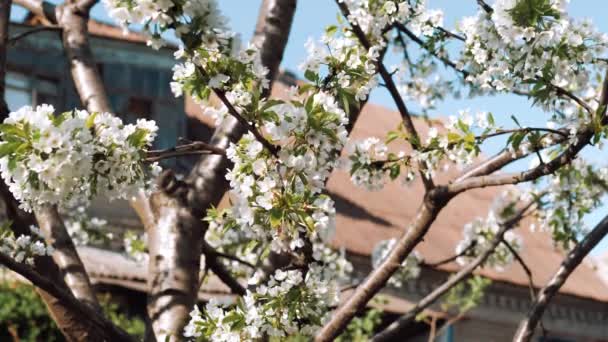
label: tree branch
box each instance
[144,141,226,163]
[206,80,279,156]
[8,25,62,45]
[145,2,298,339]
[423,240,476,268]
[337,1,434,190]
[449,69,608,194]
[17,0,106,312]
[372,200,533,341]
[513,214,608,342]
[315,190,450,341]
[0,252,135,341]
[319,70,608,342]
[35,204,101,310]
[13,0,57,23]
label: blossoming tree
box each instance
[1,0,608,341]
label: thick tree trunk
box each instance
[146,172,204,341]
[145,1,297,340]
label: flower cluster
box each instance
[419,110,497,173]
[531,159,608,249]
[224,129,341,251]
[344,109,502,190]
[64,207,115,247]
[123,230,149,264]
[0,223,53,266]
[103,0,229,50]
[340,0,443,40]
[456,190,524,271]
[0,105,159,211]
[184,264,341,341]
[455,213,523,271]
[345,137,392,191]
[105,0,271,129]
[457,0,608,112]
[371,238,422,288]
[104,0,450,339]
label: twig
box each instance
[204,253,247,296]
[424,241,476,268]
[202,242,247,296]
[436,26,465,41]
[145,141,226,162]
[501,238,549,338]
[372,200,535,341]
[337,1,434,190]
[196,66,279,156]
[477,127,568,141]
[212,250,255,269]
[476,0,494,14]
[395,22,469,79]
[339,283,360,293]
[9,25,62,45]
[502,239,535,300]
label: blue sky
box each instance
[9,0,608,253]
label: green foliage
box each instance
[507,0,561,28]
[277,306,384,342]
[441,275,491,314]
[335,307,383,342]
[0,281,63,342]
[99,294,146,340]
[0,281,145,341]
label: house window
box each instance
[6,72,31,110]
[5,71,59,111]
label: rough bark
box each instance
[146,171,204,340]
[35,204,100,309]
[145,1,297,340]
[512,214,608,342]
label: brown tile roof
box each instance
[328,101,608,302]
[187,80,608,302]
[23,14,163,46]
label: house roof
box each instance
[78,245,436,315]
[328,101,608,302]
[21,13,171,47]
[187,80,608,303]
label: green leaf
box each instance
[0,124,27,139]
[389,163,401,180]
[325,25,338,36]
[53,112,71,127]
[304,69,319,83]
[510,131,527,151]
[270,209,282,228]
[86,112,98,129]
[127,129,148,148]
[386,131,400,144]
[510,115,522,128]
[0,141,22,159]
